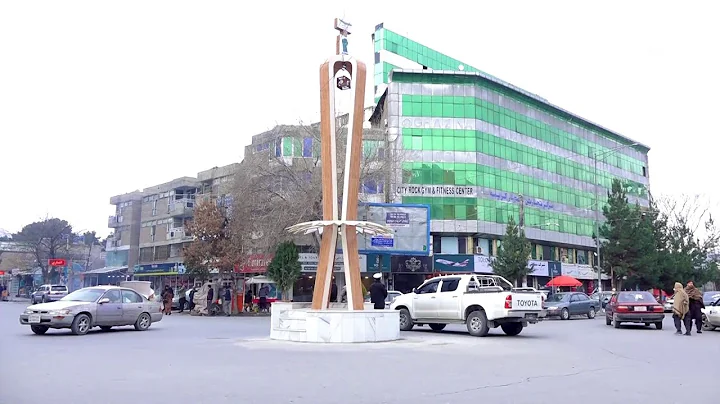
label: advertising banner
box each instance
[433,255,474,272]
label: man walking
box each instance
[222,285,233,316]
[685,280,705,334]
[206,285,214,316]
[370,273,387,310]
[177,284,187,313]
[672,282,690,335]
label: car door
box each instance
[437,277,462,320]
[568,294,581,314]
[121,289,144,324]
[576,293,592,312]
[709,299,720,326]
[96,289,124,325]
[412,279,440,319]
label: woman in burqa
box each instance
[672,282,689,335]
[685,281,705,334]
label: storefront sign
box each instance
[385,212,410,227]
[473,257,550,276]
[366,254,391,272]
[391,255,432,273]
[299,254,367,272]
[561,263,607,280]
[396,185,477,197]
[235,254,274,273]
[434,254,474,272]
[489,191,554,210]
[371,236,395,247]
[134,263,186,275]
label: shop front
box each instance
[389,255,433,293]
[561,263,609,293]
[473,255,555,288]
[132,262,189,292]
[292,253,368,302]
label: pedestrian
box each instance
[671,282,690,335]
[258,284,269,312]
[206,285,214,315]
[369,273,387,310]
[223,285,232,316]
[685,281,705,334]
[188,286,196,311]
[330,281,338,303]
[162,286,174,315]
[177,283,187,313]
[244,288,253,312]
[340,285,347,303]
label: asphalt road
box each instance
[0,303,717,404]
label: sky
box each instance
[1,0,718,238]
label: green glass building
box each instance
[371,23,650,275]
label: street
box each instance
[1,303,718,404]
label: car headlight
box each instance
[48,309,72,316]
[24,308,35,314]
[547,306,558,310]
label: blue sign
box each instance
[386,212,410,226]
[489,191,554,210]
[371,237,395,248]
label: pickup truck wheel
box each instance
[587,308,596,319]
[500,322,523,336]
[398,308,414,331]
[428,323,446,332]
[560,308,570,320]
[466,310,490,337]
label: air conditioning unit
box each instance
[474,246,483,255]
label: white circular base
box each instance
[270,302,400,343]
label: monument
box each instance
[270,19,400,343]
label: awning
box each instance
[83,266,128,275]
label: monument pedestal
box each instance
[270,302,400,343]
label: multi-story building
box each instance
[369,24,651,291]
[107,163,239,288]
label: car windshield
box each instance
[546,293,569,302]
[617,292,655,303]
[60,288,105,302]
[51,286,66,291]
[703,291,720,301]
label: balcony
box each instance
[166,227,193,242]
[168,199,195,217]
[105,237,129,251]
[108,215,124,228]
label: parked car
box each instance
[703,291,720,307]
[589,291,613,310]
[663,297,674,313]
[19,285,163,335]
[544,292,597,320]
[605,291,665,329]
[172,288,193,310]
[701,297,720,331]
[364,290,403,308]
[390,274,545,337]
[31,284,68,304]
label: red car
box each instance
[605,291,665,329]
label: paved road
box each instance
[1,303,717,404]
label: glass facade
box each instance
[373,25,650,246]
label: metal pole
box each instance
[594,154,602,293]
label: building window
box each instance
[458,237,467,254]
[302,138,313,157]
[432,235,441,254]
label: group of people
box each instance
[671,280,706,335]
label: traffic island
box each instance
[270,302,400,343]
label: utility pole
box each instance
[518,194,527,287]
[594,156,602,293]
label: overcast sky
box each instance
[1,0,718,237]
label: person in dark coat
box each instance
[330,282,338,303]
[685,281,705,334]
[369,273,387,310]
[206,286,214,315]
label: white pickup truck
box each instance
[390,274,546,337]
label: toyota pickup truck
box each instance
[390,274,546,337]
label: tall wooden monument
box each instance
[287,19,392,311]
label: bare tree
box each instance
[657,194,720,253]
[229,118,400,255]
[12,217,74,283]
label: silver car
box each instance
[19,285,163,336]
[31,284,68,304]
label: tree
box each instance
[230,120,400,256]
[491,216,533,286]
[266,241,301,301]
[656,194,720,290]
[12,217,73,283]
[183,199,235,281]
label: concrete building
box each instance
[107,163,239,286]
[369,24,651,291]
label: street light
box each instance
[593,142,639,293]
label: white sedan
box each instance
[701,297,720,331]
